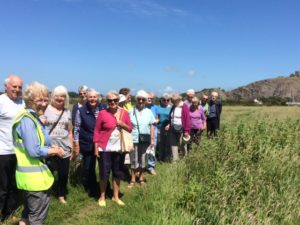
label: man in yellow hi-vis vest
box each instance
[12,82,64,225]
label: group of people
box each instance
[0,74,222,225]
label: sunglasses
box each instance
[137,98,146,102]
[162,99,170,102]
[107,98,119,103]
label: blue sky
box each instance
[1,0,299,95]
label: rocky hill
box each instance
[226,71,300,101]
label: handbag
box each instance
[134,108,151,144]
[46,109,65,171]
[138,133,151,143]
[119,110,134,152]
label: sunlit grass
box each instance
[5,106,300,225]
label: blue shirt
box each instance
[16,110,51,158]
[129,107,155,143]
[157,105,171,129]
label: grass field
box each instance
[5,106,300,225]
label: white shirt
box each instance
[0,94,25,155]
[171,101,183,131]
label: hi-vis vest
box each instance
[12,109,54,191]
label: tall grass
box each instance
[179,115,300,224]
[5,106,300,225]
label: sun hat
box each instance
[119,94,127,103]
[182,134,191,143]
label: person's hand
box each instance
[50,146,64,158]
[117,120,126,129]
[74,143,80,156]
[94,146,99,158]
[69,147,73,161]
[165,124,170,131]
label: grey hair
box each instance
[86,88,101,101]
[78,85,88,93]
[50,85,69,109]
[106,90,119,99]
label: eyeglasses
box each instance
[137,98,146,102]
[107,98,118,103]
[162,99,170,102]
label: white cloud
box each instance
[186,69,197,77]
[96,0,189,17]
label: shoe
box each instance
[98,199,106,207]
[139,179,146,186]
[149,170,157,175]
[112,197,125,206]
[127,181,135,189]
[58,197,67,204]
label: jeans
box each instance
[147,126,157,171]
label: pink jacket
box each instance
[93,108,132,150]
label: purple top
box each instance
[190,106,206,129]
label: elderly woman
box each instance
[128,90,155,188]
[93,91,132,207]
[44,85,73,204]
[71,85,88,126]
[74,88,106,197]
[12,82,64,225]
[165,93,191,161]
[157,93,171,161]
[188,96,206,150]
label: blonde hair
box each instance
[50,85,69,109]
[24,82,49,109]
[192,96,200,104]
[211,91,219,97]
[171,93,182,101]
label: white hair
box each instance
[186,89,195,95]
[136,90,148,99]
[87,88,101,101]
[51,85,69,109]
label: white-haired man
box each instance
[0,75,25,221]
[184,89,195,107]
[207,91,222,138]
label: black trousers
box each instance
[57,157,70,197]
[0,154,19,220]
[82,154,97,197]
[207,117,219,138]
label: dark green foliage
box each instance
[178,119,300,224]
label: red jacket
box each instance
[93,108,132,150]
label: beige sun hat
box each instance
[182,134,191,143]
